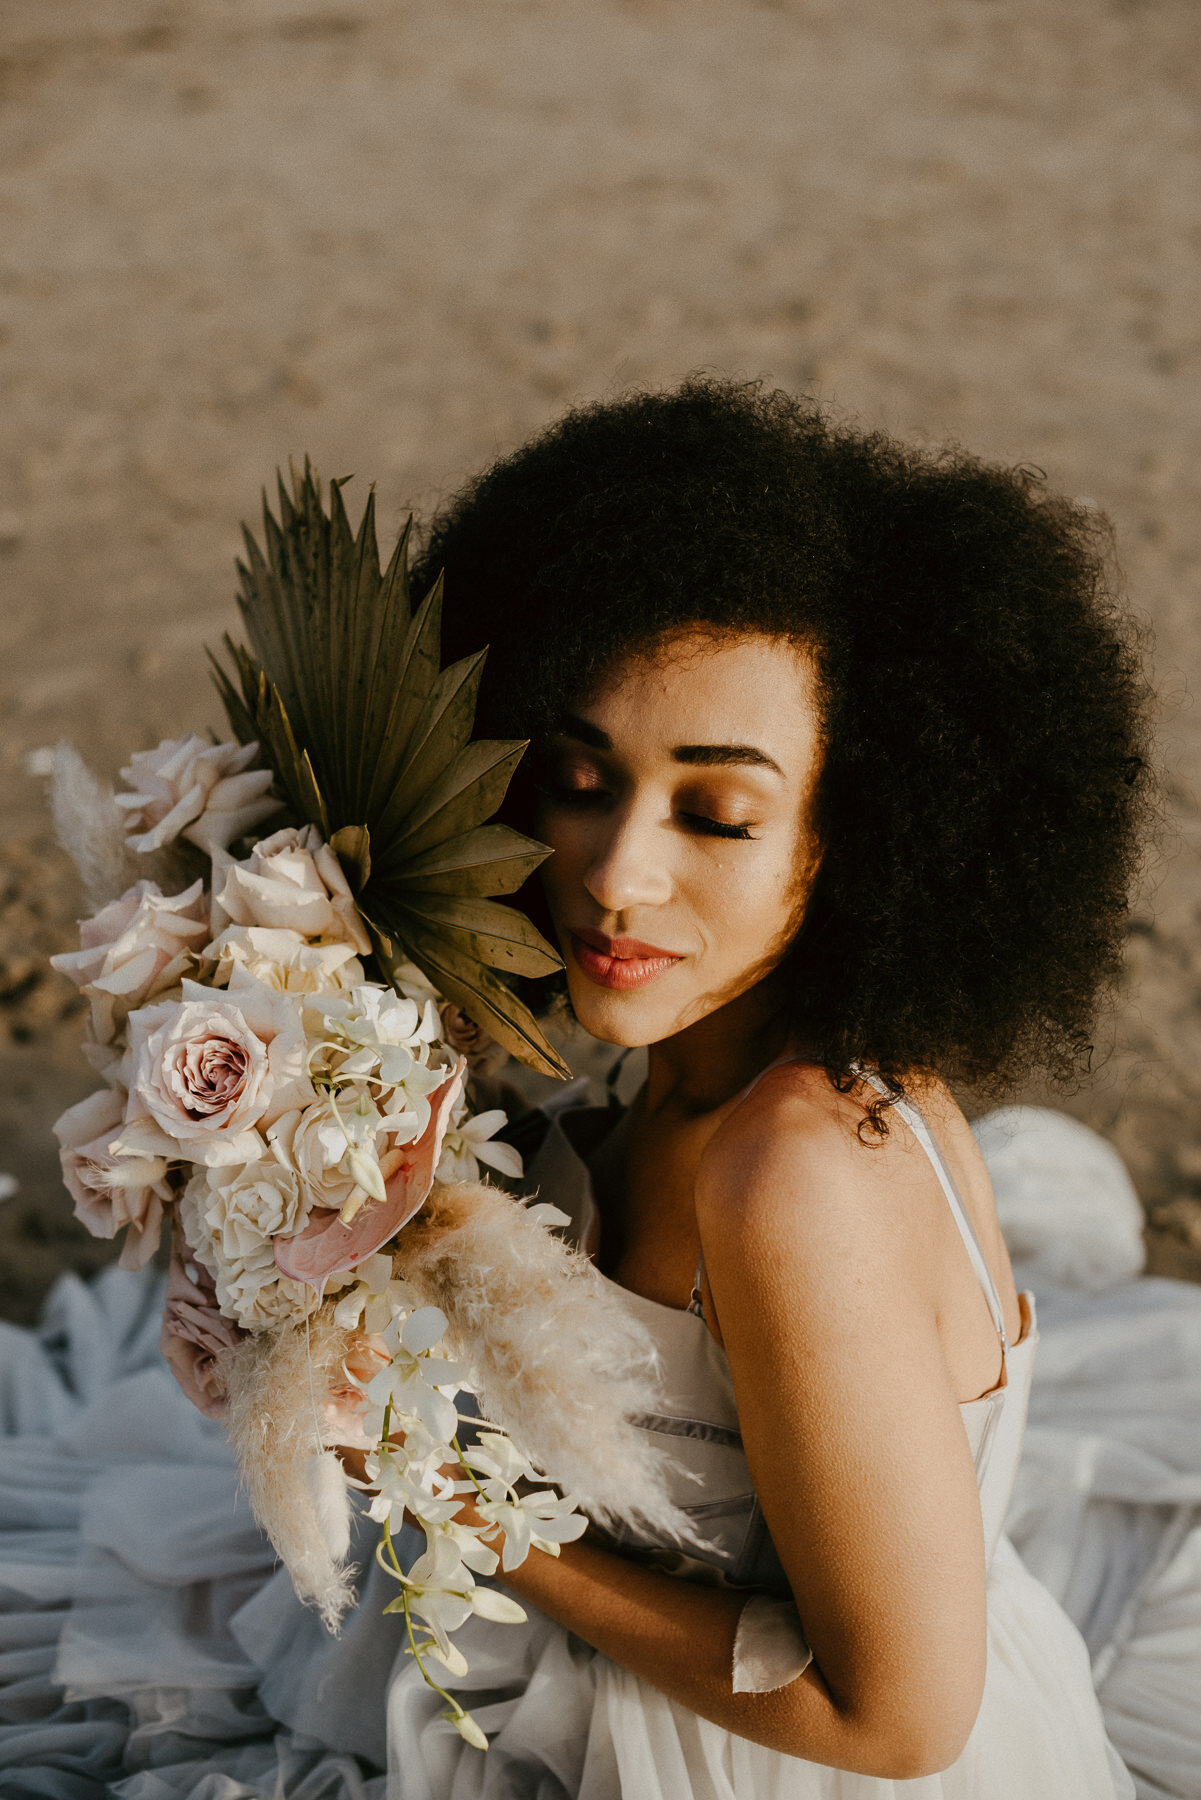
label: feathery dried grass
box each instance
[48,743,140,908]
[218,1309,357,1631]
[219,1182,706,1633]
[396,1181,704,1546]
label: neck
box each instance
[643,980,801,1117]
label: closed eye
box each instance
[683,814,756,840]
[537,781,757,840]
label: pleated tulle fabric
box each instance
[1,1107,1199,1797]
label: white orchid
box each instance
[437,1109,524,1184]
[476,1489,590,1570]
[398,1534,527,1661]
[331,1253,420,1335]
[461,1428,531,1491]
[430,1516,501,1579]
[367,1450,463,1532]
[308,983,441,1087]
[364,1306,462,1442]
[463,1431,589,1569]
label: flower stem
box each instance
[376,1517,475,1734]
[451,1432,491,1499]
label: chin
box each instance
[563,975,676,1050]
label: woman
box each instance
[376,377,1145,1794]
[2,380,1196,1800]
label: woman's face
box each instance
[535,630,825,1049]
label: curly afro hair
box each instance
[415,377,1155,1103]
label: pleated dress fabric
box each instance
[1,1094,1200,1798]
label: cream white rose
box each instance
[115,735,279,856]
[53,1086,172,1268]
[203,923,365,997]
[120,968,314,1167]
[216,1243,318,1331]
[51,878,210,1044]
[178,1169,315,1331]
[212,826,371,953]
[198,1158,310,1265]
[268,1099,363,1215]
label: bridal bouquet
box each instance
[46,467,697,1749]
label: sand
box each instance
[2,0,1200,1323]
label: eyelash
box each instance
[536,782,757,841]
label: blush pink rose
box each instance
[51,878,209,1044]
[160,1219,246,1420]
[53,1086,172,1268]
[115,734,279,856]
[123,971,314,1167]
[133,999,267,1139]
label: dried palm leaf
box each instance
[210,461,569,1079]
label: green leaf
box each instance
[387,740,527,862]
[355,516,414,815]
[362,578,445,819]
[390,892,562,978]
[373,650,487,842]
[207,643,257,748]
[387,823,550,897]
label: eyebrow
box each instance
[556,713,785,778]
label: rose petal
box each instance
[159,1220,246,1419]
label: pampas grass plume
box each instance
[396,1181,705,1548]
[308,1448,353,1563]
[47,742,140,908]
[219,1310,357,1632]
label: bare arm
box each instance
[498,1517,929,1776]
[457,1075,989,1778]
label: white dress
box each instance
[1,1094,1200,1799]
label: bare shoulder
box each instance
[696,1061,1021,1380]
[697,1063,923,1248]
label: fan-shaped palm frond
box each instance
[209,460,569,1079]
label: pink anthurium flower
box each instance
[273,1058,465,1293]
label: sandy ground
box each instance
[2,0,1200,1324]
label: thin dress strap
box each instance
[857,1070,1010,1357]
[691,1057,1010,1358]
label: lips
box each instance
[568,927,683,991]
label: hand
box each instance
[159,1215,245,1419]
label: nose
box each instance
[582,800,673,915]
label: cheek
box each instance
[696,831,813,957]
[704,853,793,932]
